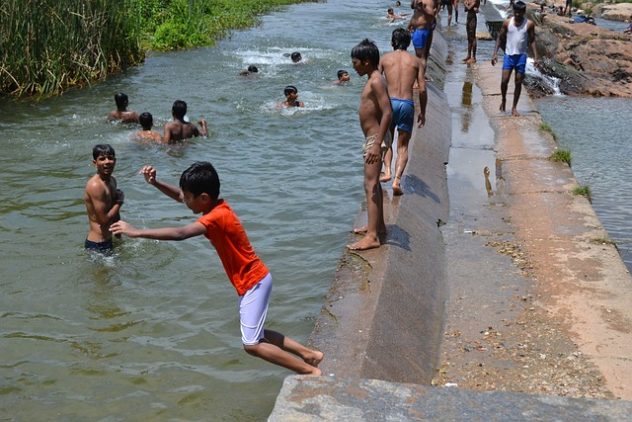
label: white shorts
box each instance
[238,273,272,345]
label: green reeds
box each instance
[549,149,572,166]
[1,0,143,97]
[572,185,592,202]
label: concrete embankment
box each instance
[270,15,632,420]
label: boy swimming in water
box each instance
[239,65,259,76]
[133,112,163,143]
[84,144,124,253]
[279,86,305,108]
[334,70,351,85]
[349,39,392,251]
[107,93,139,124]
[163,100,208,143]
[110,162,323,375]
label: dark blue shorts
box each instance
[85,239,113,253]
[390,98,415,134]
[412,28,431,50]
[502,53,527,75]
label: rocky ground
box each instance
[529,7,632,97]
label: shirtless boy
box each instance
[463,0,480,64]
[387,7,408,22]
[379,28,427,196]
[491,0,539,116]
[84,144,124,253]
[408,0,440,65]
[279,86,305,108]
[163,100,208,143]
[334,70,351,85]
[349,39,393,251]
[134,112,163,143]
[107,93,139,123]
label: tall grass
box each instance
[1,0,143,97]
[1,0,313,98]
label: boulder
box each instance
[598,3,632,21]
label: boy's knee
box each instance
[243,343,260,356]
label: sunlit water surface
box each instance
[0,0,404,419]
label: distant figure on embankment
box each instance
[463,0,480,64]
[491,0,540,116]
[408,0,440,66]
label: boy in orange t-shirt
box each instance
[110,162,323,375]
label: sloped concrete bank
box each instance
[269,17,632,422]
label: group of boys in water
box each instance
[83,0,539,375]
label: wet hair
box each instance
[396,0,401,6]
[139,112,153,130]
[284,85,298,96]
[179,161,220,199]
[114,93,128,110]
[391,28,411,50]
[513,0,526,11]
[351,39,380,67]
[290,52,302,63]
[337,69,349,79]
[92,144,115,160]
[388,7,394,13]
[247,65,259,73]
[172,100,187,120]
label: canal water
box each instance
[0,1,410,420]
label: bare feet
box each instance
[511,107,520,117]
[347,235,381,251]
[392,175,403,196]
[304,350,324,367]
[305,367,322,376]
[462,56,471,63]
[380,172,392,183]
[467,58,476,64]
[499,100,506,112]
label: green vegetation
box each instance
[549,149,572,166]
[1,0,143,97]
[1,0,313,98]
[572,185,592,202]
[539,122,557,141]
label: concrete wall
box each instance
[307,34,452,385]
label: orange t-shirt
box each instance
[197,200,269,296]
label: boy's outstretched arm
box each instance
[140,165,182,202]
[110,220,205,241]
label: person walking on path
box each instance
[408,0,440,67]
[379,28,427,196]
[491,0,539,116]
[462,0,480,64]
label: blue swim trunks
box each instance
[502,53,528,75]
[390,98,415,134]
[85,238,113,253]
[412,28,431,50]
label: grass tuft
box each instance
[572,185,592,202]
[549,149,572,166]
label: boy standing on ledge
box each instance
[110,162,323,375]
[349,39,393,251]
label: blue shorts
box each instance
[412,28,431,50]
[85,239,113,254]
[390,98,415,134]
[502,53,527,75]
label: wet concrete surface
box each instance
[270,9,632,421]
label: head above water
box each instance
[247,65,259,73]
[172,100,188,120]
[114,93,128,110]
[284,85,298,96]
[139,112,153,130]
[180,161,220,200]
[337,69,350,80]
[391,28,411,50]
[290,52,302,63]
[93,144,115,160]
[351,39,380,67]
[388,7,394,14]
